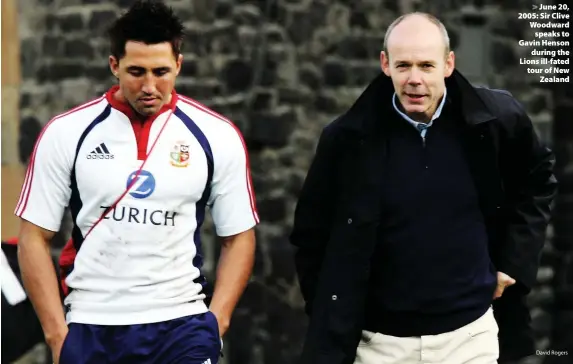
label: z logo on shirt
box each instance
[127,170,156,199]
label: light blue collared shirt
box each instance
[392,88,447,140]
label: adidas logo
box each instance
[87,143,114,160]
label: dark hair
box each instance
[108,0,185,60]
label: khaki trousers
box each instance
[354,307,499,364]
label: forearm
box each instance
[18,237,67,345]
[209,229,255,334]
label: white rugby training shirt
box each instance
[15,85,260,325]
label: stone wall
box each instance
[15,0,571,363]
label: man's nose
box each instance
[407,69,423,85]
[141,75,156,94]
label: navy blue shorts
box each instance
[60,311,221,364]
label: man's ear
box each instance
[380,51,391,76]
[176,54,183,76]
[109,56,119,78]
[444,51,455,78]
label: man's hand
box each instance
[211,310,230,338]
[47,328,68,364]
[493,271,516,299]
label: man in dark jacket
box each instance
[290,12,557,364]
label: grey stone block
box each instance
[314,91,339,112]
[248,107,296,148]
[41,36,62,58]
[20,39,40,79]
[215,2,233,19]
[277,87,314,107]
[553,105,573,142]
[58,12,84,33]
[18,116,43,164]
[527,286,554,309]
[337,36,371,60]
[64,38,94,59]
[88,10,118,33]
[257,198,287,223]
[299,64,322,89]
[323,59,347,87]
[492,39,518,73]
[287,4,327,46]
[251,89,274,111]
[532,308,553,336]
[222,59,253,92]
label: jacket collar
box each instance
[337,69,497,133]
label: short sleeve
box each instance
[208,125,259,237]
[14,120,72,232]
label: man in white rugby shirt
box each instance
[15,1,259,363]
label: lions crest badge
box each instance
[170,141,190,167]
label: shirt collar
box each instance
[392,88,447,128]
[105,85,178,123]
